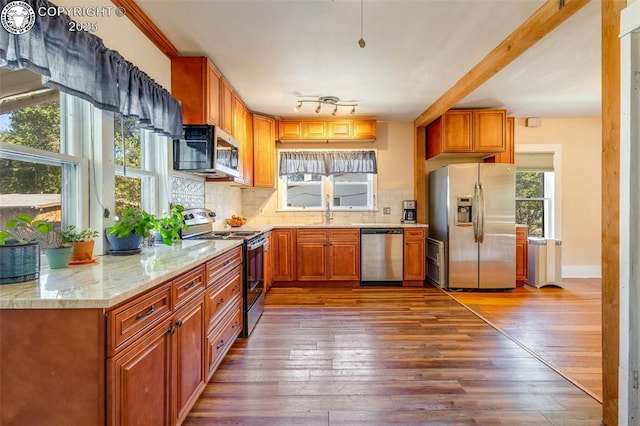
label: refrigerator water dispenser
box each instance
[456,197,473,225]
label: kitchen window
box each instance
[0,92,86,234]
[515,151,556,238]
[278,150,377,211]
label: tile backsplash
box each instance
[172,176,205,209]
[194,181,413,228]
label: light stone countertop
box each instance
[0,239,242,310]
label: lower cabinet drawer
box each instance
[206,266,242,327]
[206,299,242,380]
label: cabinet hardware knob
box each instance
[232,285,239,291]
[184,281,197,290]
[232,321,239,329]
[176,319,184,327]
[216,297,225,305]
[216,340,225,349]
[223,260,231,266]
[168,326,176,335]
[136,305,155,320]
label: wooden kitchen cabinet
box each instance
[171,56,221,126]
[253,114,277,189]
[174,296,206,425]
[236,104,254,186]
[272,228,297,282]
[297,228,360,281]
[427,109,506,159]
[220,77,233,134]
[278,119,377,142]
[404,228,426,284]
[264,231,274,292]
[485,117,514,164]
[516,226,528,286]
[109,318,172,426]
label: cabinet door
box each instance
[442,110,473,152]
[206,60,221,126]
[174,297,206,425]
[235,105,254,186]
[220,78,233,134]
[297,241,328,280]
[264,232,273,292]
[329,241,359,280]
[515,226,528,284]
[474,110,506,152]
[353,120,377,140]
[327,120,352,139]
[171,56,207,125]
[109,320,172,426]
[272,229,296,281]
[232,93,245,142]
[253,115,276,188]
[404,239,426,280]
[278,120,303,140]
[427,116,443,159]
[302,120,327,139]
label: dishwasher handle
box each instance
[360,228,404,235]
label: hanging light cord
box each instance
[358,0,366,48]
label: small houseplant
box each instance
[106,208,155,253]
[0,214,72,274]
[153,204,188,245]
[61,225,99,262]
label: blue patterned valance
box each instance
[0,0,182,137]
[279,150,377,176]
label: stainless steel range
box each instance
[181,208,265,337]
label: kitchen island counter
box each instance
[0,239,242,310]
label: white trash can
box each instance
[526,237,562,288]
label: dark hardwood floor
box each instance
[184,286,601,425]
[447,278,602,402]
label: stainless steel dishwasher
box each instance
[360,228,404,286]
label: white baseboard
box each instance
[562,265,602,278]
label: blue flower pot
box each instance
[0,241,40,284]
[106,230,143,252]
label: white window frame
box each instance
[515,144,562,239]
[277,150,378,212]
[515,170,555,239]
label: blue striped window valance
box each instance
[279,150,377,176]
[0,0,183,138]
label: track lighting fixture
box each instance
[294,96,358,116]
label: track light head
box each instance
[350,106,356,115]
[315,103,321,113]
[294,101,302,112]
[332,106,338,116]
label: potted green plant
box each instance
[61,225,99,263]
[0,214,73,274]
[153,204,188,245]
[106,209,155,254]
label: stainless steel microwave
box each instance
[173,125,240,177]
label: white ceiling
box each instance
[135,0,601,122]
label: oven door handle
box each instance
[246,237,266,250]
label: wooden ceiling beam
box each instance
[413,0,590,128]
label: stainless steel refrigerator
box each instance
[429,163,515,289]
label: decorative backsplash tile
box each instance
[172,176,205,209]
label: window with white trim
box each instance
[515,152,555,238]
[279,150,377,211]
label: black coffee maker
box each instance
[402,200,417,223]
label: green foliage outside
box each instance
[114,116,142,218]
[0,101,62,195]
[516,171,545,237]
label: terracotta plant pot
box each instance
[70,240,95,262]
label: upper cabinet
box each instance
[220,78,233,135]
[171,56,221,126]
[485,117,515,164]
[427,109,506,159]
[278,119,377,142]
[253,114,277,189]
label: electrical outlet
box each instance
[383,207,391,215]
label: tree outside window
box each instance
[114,115,142,218]
[516,171,553,237]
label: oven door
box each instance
[244,235,266,337]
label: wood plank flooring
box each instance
[184,286,602,425]
[447,278,602,402]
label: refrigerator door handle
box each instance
[472,183,480,243]
[479,183,486,243]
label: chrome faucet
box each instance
[324,194,333,224]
